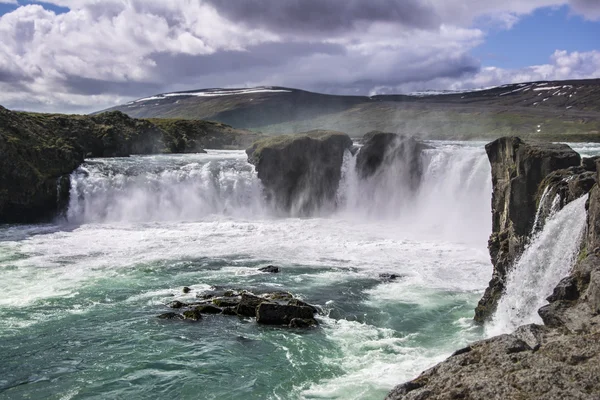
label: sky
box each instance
[0,0,599,113]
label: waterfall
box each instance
[66,144,492,246]
[486,195,588,336]
[337,142,492,244]
[67,152,266,223]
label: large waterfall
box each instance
[67,142,492,246]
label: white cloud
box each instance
[0,0,597,112]
[373,50,600,94]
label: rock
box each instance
[582,156,600,171]
[167,300,188,309]
[263,291,294,301]
[259,265,280,273]
[182,309,202,321]
[547,276,580,302]
[289,318,318,328]
[246,130,353,215]
[236,293,269,317]
[158,312,184,320]
[182,286,191,294]
[212,298,240,308]
[386,332,600,400]
[222,307,238,316]
[355,131,428,191]
[475,137,581,323]
[379,273,400,282]
[287,298,319,314]
[256,303,314,325]
[195,305,222,314]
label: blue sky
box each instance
[473,5,600,69]
[0,0,598,112]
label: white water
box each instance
[487,195,588,336]
[338,141,492,246]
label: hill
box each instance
[100,80,600,141]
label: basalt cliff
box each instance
[387,137,600,400]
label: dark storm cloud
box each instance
[204,0,440,34]
[149,41,346,80]
[60,75,164,96]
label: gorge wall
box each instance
[387,137,600,400]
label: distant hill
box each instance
[101,80,600,141]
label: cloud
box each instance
[371,49,600,94]
[0,0,597,113]
[569,0,600,20]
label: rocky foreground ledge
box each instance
[387,137,600,400]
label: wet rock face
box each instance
[475,137,581,323]
[246,130,352,215]
[355,131,428,190]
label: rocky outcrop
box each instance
[386,326,600,400]
[356,131,428,190]
[475,137,581,323]
[387,137,600,400]
[0,106,84,222]
[246,130,353,215]
[160,287,320,328]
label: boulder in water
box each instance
[195,305,223,314]
[379,273,401,282]
[182,309,202,321]
[246,130,352,215]
[236,293,270,317]
[289,318,318,328]
[158,312,184,320]
[167,300,188,309]
[259,265,280,273]
[256,303,315,325]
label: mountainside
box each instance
[102,80,600,141]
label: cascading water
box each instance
[337,141,492,245]
[67,151,266,223]
[486,195,588,336]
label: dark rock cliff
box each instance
[246,130,352,215]
[355,131,428,191]
[386,137,600,400]
[0,106,84,222]
[475,137,581,323]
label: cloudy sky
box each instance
[0,0,599,113]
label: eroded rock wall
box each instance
[475,137,581,322]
